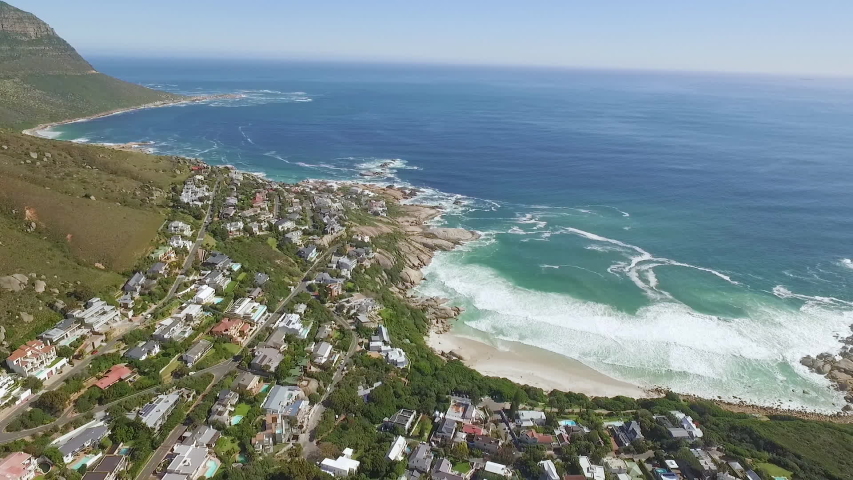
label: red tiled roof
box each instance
[212,318,242,334]
[95,365,132,390]
[462,424,484,435]
[7,340,53,362]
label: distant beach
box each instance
[22,93,243,139]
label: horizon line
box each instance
[80,52,853,81]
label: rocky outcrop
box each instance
[0,2,95,75]
[425,227,480,244]
[0,273,28,292]
[802,329,853,407]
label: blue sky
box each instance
[13,0,853,75]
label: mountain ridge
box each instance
[0,1,183,129]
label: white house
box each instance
[386,436,407,462]
[168,221,193,236]
[483,462,511,478]
[579,456,605,480]
[312,342,333,365]
[539,460,559,480]
[194,286,216,304]
[516,410,547,427]
[320,448,360,477]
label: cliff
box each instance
[0,1,184,129]
[0,1,94,75]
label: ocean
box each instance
[46,58,853,411]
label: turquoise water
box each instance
[117,447,131,455]
[559,420,578,427]
[230,415,243,425]
[47,59,853,411]
[203,459,219,478]
[69,455,99,470]
[259,384,270,393]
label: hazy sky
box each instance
[12,0,853,76]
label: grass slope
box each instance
[0,131,191,350]
[0,73,182,129]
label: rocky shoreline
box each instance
[352,184,479,332]
[800,326,853,411]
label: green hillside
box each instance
[0,1,183,128]
[0,131,193,351]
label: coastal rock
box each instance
[29,152,37,159]
[801,356,815,368]
[411,235,456,251]
[375,251,395,270]
[33,280,46,293]
[19,312,33,323]
[400,267,423,285]
[425,227,480,244]
[834,358,853,375]
[821,363,832,374]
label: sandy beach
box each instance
[21,93,242,138]
[428,328,649,398]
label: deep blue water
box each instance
[49,58,853,410]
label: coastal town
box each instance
[0,153,805,480]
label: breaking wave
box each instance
[418,254,852,412]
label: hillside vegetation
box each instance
[0,131,192,350]
[0,1,183,128]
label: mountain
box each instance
[0,1,183,129]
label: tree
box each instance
[22,377,43,393]
[43,447,64,466]
[34,390,70,416]
[57,346,76,359]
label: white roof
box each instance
[539,460,559,480]
[517,410,546,419]
[484,461,510,477]
[665,459,679,469]
[386,436,407,461]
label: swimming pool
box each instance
[203,459,220,478]
[117,447,132,455]
[559,420,577,426]
[259,384,270,393]
[69,454,100,471]
[230,415,243,425]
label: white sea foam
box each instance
[418,253,851,411]
[561,227,738,299]
[840,258,853,270]
[772,285,853,308]
[516,213,548,229]
[238,125,255,145]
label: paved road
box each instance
[135,424,187,480]
[156,177,220,311]
[300,310,360,450]
[0,360,233,444]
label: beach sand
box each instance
[428,328,649,398]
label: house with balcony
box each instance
[211,319,254,345]
[6,340,66,379]
[40,318,86,346]
[0,452,37,480]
